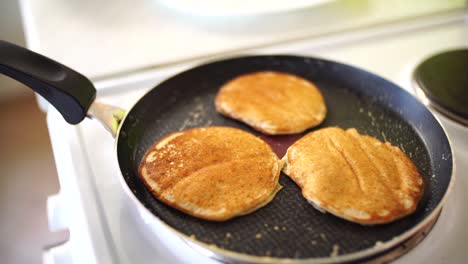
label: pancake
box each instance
[215,71,326,135]
[139,127,282,221]
[282,127,424,225]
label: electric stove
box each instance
[42,12,468,264]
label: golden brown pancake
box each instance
[215,71,326,135]
[139,127,281,221]
[282,127,424,225]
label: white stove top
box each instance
[20,0,465,79]
[43,13,468,264]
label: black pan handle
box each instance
[0,40,96,124]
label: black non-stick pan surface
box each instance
[117,55,452,261]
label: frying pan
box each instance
[0,40,453,263]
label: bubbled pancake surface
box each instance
[215,71,326,135]
[283,127,424,225]
[139,126,281,221]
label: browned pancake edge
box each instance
[139,126,282,221]
[215,71,327,135]
[282,127,424,225]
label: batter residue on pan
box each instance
[139,126,282,221]
[215,71,327,135]
[282,127,424,225]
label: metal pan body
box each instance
[116,55,454,263]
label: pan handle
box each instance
[88,101,126,138]
[0,40,96,124]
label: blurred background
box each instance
[0,0,67,263]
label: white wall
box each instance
[0,0,30,101]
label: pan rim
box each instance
[115,54,455,263]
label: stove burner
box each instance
[413,49,468,126]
